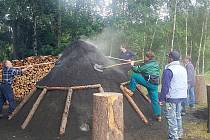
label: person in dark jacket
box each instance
[159,51,188,140]
[182,56,196,115]
[125,51,161,121]
[0,60,32,118]
[119,46,135,73]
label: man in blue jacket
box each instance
[159,51,188,140]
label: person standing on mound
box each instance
[124,51,161,122]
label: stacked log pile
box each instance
[0,55,58,99]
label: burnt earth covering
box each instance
[0,40,167,140]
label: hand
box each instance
[159,101,164,106]
[130,61,135,66]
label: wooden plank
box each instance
[207,85,210,133]
[21,88,47,129]
[93,92,124,140]
[8,87,37,120]
[59,88,73,135]
[120,85,148,124]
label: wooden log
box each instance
[136,88,151,104]
[207,85,210,133]
[21,88,47,129]
[120,81,130,86]
[93,92,124,140]
[120,85,148,124]
[36,84,102,91]
[71,84,101,90]
[59,88,73,135]
[8,87,37,120]
[195,75,207,104]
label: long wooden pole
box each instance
[21,88,47,129]
[120,85,148,124]
[59,88,73,135]
[8,87,37,120]
[36,84,102,91]
[207,85,210,133]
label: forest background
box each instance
[0,0,210,77]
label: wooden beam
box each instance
[207,85,210,133]
[120,81,129,86]
[8,87,37,120]
[71,84,101,90]
[136,88,151,104]
[93,92,124,140]
[21,88,47,129]
[59,88,73,135]
[120,85,148,124]
[36,84,102,91]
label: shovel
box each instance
[94,59,144,72]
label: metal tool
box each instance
[94,59,143,72]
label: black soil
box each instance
[0,40,167,140]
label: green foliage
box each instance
[0,0,210,73]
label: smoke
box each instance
[81,27,125,57]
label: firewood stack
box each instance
[0,55,58,100]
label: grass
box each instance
[205,71,210,85]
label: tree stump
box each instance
[195,75,207,104]
[207,85,210,133]
[92,92,123,140]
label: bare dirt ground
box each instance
[182,106,210,140]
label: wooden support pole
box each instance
[120,81,129,86]
[8,87,37,120]
[136,88,151,104]
[21,88,47,129]
[207,85,210,133]
[120,85,148,124]
[71,84,101,90]
[36,84,102,91]
[195,75,207,104]
[93,92,124,140]
[59,88,73,135]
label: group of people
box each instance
[0,60,32,118]
[120,46,196,140]
[0,46,196,140]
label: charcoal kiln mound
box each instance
[5,40,167,140]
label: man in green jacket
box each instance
[125,51,161,121]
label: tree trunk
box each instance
[196,19,205,74]
[185,9,188,56]
[57,0,62,48]
[171,0,177,51]
[149,20,158,51]
[195,75,207,104]
[33,15,38,56]
[92,92,124,140]
[202,10,208,74]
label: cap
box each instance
[167,51,180,61]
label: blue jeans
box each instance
[129,73,161,116]
[182,86,195,112]
[0,83,16,114]
[187,86,195,107]
[165,102,183,140]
